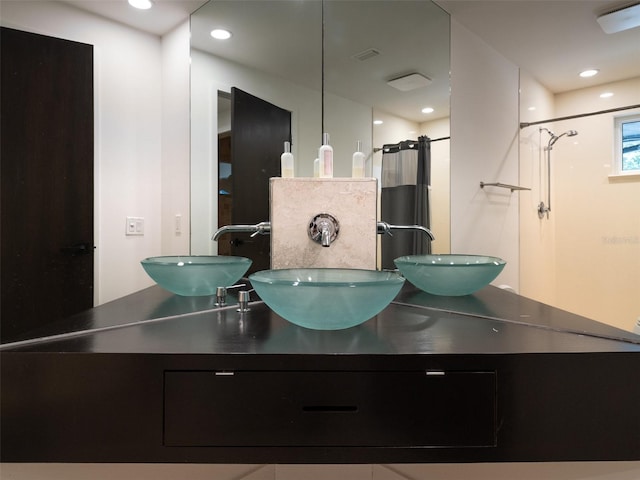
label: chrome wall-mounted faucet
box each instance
[308,213,340,247]
[212,221,271,241]
[376,221,435,242]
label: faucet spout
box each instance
[308,213,340,247]
[377,222,435,242]
[321,225,332,247]
[212,221,271,241]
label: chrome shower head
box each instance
[544,129,578,149]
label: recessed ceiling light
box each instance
[421,107,434,114]
[600,92,614,98]
[211,29,232,40]
[528,106,537,111]
[128,0,152,10]
[579,69,599,78]
[373,120,384,125]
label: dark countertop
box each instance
[2,283,639,354]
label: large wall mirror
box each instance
[190,0,451,256]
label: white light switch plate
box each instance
[126,216,144,236]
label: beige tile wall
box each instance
[270,178,378,270]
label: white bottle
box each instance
[281,141,294,178]
[352,140,365,178]
[318,133,333,178]
[313,158,320,177]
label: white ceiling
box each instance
[63,0,207,36]
[436,0,640,94]
[63,0,640,98]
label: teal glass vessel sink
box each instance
[141,256,251,296]
[249,268,405,330]
[394,254,506,296]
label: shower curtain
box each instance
[380,136,431,269]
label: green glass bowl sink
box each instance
[394,254,506,296]
[141,255,251,296]
[249,268,405,330]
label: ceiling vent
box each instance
[352,48,381,62]
[387,73,432,92]
[597,2,640,33]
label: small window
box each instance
[614,113,640,174]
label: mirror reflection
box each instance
[190,0,451,257]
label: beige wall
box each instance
[520,75,640,332]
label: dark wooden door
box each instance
[1,28,94,342]
[229,87,291,273]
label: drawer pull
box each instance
[303,405,358,413]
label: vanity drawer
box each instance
[164,370,496,448]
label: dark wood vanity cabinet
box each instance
[1,285,639,463]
